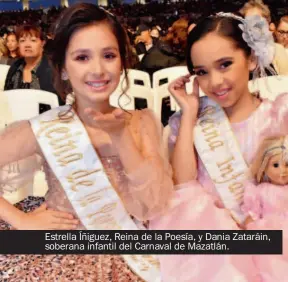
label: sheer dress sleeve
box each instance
[119,109,174,221]
[0,121,41,197]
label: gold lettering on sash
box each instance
[37,113,74,136]
[199,106,216,118]
[199,108,224,151]
[214,171,244,184]
[217,156,234,167]
[146,255,160,267]
[214,156,244,203]
[229,182,244,203]
[131,255,139,262]
[67,169,101,180]
[71,180,94,192]
[57,153,83,166]
[140,264,149,271]
[217,156,234,178]
[229,182,243,191]
[89,214,114,224]
[205,130,219,142]
[74,188,109,206]
[78,196,101,207]
[45,127,70,138]
[53,140,78,156]
[205,129,219,142]
[209,141,224,151]
[199,119,214,128]
[88,214,121,230]
[67,169,102,192]
[87,203,117,219]
[49,133,73,146]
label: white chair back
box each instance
[249,76,288,100]
[1,89,58,203]
[153,66,189,88]
[118,69,151,89]
[153,67,198,112]
[4,89,59,121]
[110,85,154,111]
[153,84,171,121]
[0,64,10,91]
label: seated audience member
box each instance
[0,37,8,64]
[135,24,182,79]
[273,15,288,50]
[240,0,288,75]
[6,32,19,65]
[4,25,64,110]
[165,18,188,64]
[0,27,8,43]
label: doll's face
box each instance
[266,154,288,185]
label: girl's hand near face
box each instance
[168,75,200,120]
[84,107,127,137]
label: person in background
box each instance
[135,24,154,52]
[0,37,8,64]
[159,18,189,127]
[0,27,8,43]
[4,24,64,109]
[135,24,182,79]
[6,32,19,65]
[273,15,288,50]
[240,0,288,75]
[165,18,188,63]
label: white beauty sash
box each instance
[30,106,161,282]
[194,97,248,224]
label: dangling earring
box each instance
[66,92,75,106]
[61,71,69,81]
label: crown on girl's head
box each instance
[214,12,276,78]
[215,12,245,23]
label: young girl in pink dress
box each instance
[0,4,173,281]
[150,12,288,282]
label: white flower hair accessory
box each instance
[239,15,275,73]
[215,12,276,78]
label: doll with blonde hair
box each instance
[241,136,288,281]
[243,135,288,221]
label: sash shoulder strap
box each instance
[194,97,248,224]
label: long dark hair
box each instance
[186,15,252,74]
[50,3,131,104]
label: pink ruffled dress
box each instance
[150,93,288,282]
